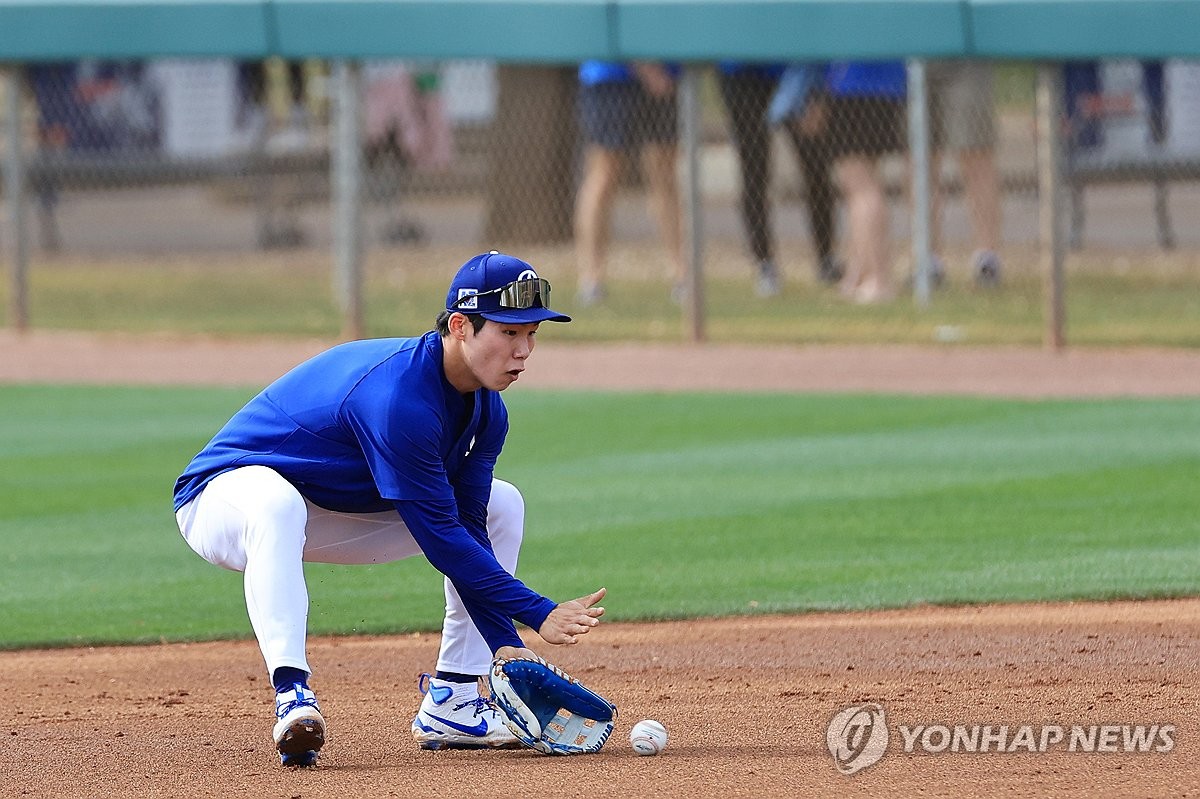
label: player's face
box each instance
[464,319,539,391]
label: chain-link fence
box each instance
[3,57,1200,335]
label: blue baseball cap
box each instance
[445,251,572,324]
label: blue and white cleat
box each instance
[411,673,520,750]
[274,684,325,766]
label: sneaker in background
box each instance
[755,261,781,298]
[972,249,1002,287]
[816,254,844,285]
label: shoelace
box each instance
[453,696,496,718]
[417,673,501,720]
[276,694,320,719]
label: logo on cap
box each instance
[455,288,479,310]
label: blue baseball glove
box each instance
[488,655,617,755]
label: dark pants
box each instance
[238,60,306,108]
[783,121,837,262]
[717,70,837,266]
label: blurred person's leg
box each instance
[286,60,306,108]
[1062,62,1102,251]
[638,88,686,296]
[574,144,623,303]
[717,69,779,294]
[269,59,312,152]
[835,154,892,303]
[28,64,73,251]
[640,141,686,294]
[959,148,1001,254]
[784,117,841,284]
[575,80,638,304]
[939,62,1001,283]
[825,94,903,302]
[238,61,267,111]
[1140,61,1173,250]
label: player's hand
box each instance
[537,587,606,645]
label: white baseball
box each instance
[629,719,668,756]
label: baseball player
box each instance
[172,252,606,765]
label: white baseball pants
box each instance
[174,465,525,679]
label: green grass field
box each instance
[4,246,1200,347]
[2,384,1198,650]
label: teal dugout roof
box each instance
[614,0,969,61]
[5,0,1200,65]
[0,0,270,60]
[271,0,613,61]
[971,0,1200,59]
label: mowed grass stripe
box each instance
[0,386,1197,648]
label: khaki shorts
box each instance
[928,61,996,152]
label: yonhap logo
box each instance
[827,703,888,775]
[826,701,1176,776]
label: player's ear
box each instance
[449,312,469,341]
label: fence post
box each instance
[906,58,933,308]
[679,63,705,343]
[4,65,29,331]
[1035,63,1066,351]
[331,60,365,341]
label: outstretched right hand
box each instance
[537,587,606,645]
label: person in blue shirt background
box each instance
[173,251,606,766]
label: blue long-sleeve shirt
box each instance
[174,332,556,651]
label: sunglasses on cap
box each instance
[449,278,552,311]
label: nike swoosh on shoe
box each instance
[422,713,490,736]
[429,684,455,704]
